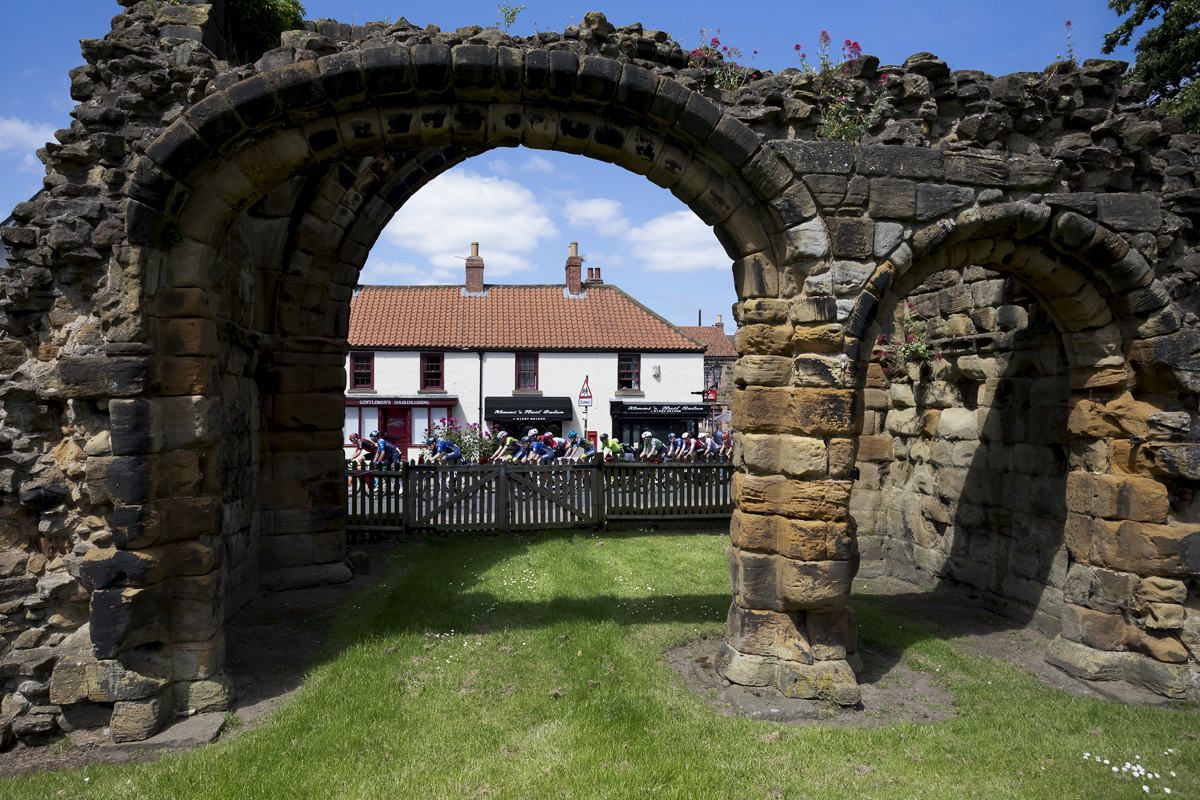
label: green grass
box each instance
[3,531,1197,799]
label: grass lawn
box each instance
[2,530,1196,799]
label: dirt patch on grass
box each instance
[667,573,1171,728]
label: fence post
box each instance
[596,458,606,531]
[499,463,511,535]
[401,460,410,536]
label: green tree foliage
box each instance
[1103,0,1200,132]
[226,0,306,61]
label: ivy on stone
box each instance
[226,0,306,61]
[1102,0,1199,133]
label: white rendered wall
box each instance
[347,349,705,437]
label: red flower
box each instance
[794,43,801,51]
[710,36,720,46]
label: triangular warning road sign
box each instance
[579,378,592,399]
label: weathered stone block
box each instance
[777,659,861,704]
[731,356,791,387]
[739,433,827,479]
[1091,519,1200,577]
[868,178,917,219]
[733,473,850,521]
[715,642,776,686]
[1096,194,1161,232]
[110,696,170,743]
[1061,604,1128,650]
[725,603,811,662]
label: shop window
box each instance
[516,353,538,390]
[351,352,374,390]
[421,352,443,390]
[618,353,640,391]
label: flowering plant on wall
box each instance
[688,29,759,90]
[876,303,943,378]
[797,31,889,142]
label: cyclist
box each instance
[490,430,521,461]
[529,435,558,465]
[347,432,378,491]
[506,435,531,462]
[565,431,597,462]
[678,431,697,462]
[370,430,402,467]
[599,432,622,461]
[700,432,720,462]
[348,432,377,468]
[664,432,681,461]
[640,431,666,461]
[427,435,462,465]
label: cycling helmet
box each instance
[495,430,507,441]
[568,430,578,439]
[641,431,651,439]
[527,428,539,437]
[599,432,609,440]
[521,435,531,443]
[369,430,380,440]
[426,436,437,446]
[349,432,360,442]
[682,432,690,439]
[668,433,676,439]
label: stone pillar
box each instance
[1049,389,1199,699]
[717,280,863,705]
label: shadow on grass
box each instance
[290,531,1041,694]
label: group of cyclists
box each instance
[348,426,733,473]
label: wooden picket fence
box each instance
[344,460,734,537]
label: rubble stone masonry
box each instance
[0,0,1197,742]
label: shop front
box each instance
[344,396,458,460]
[484,397,574,435]
[609,401,715,446]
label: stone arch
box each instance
[82,42,831,725]
[832,204,1197,697]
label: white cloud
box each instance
[358,260,450,286]
[377,168,558,279]
[0,117,55,175]
[0,117,55,154]
[485,159,510,175]
[563,197,629,236]
[521,154,556,174]
[624,211,729,272]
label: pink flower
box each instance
[710,36,720,46]
[932,353,943,361]
[880,73,888,81]
[1066,19,1072,26]
[794,43,801,51]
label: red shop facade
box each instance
[343,396,459,461]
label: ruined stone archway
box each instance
[1,2,1197,743]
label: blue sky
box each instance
[2,1,1141,326]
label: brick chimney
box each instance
[465,242,484,293]
[565,242,583,294]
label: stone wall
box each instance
[0,0,1196,745]
[853,267,1073,636]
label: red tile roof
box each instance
[349,284,707,352]
[679,325,738,358]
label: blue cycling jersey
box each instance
[436,441,462,459]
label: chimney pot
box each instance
[471,242,479,257]
[569,242,579,257]
[716,314,723,329]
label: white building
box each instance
[344,243,715,459]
